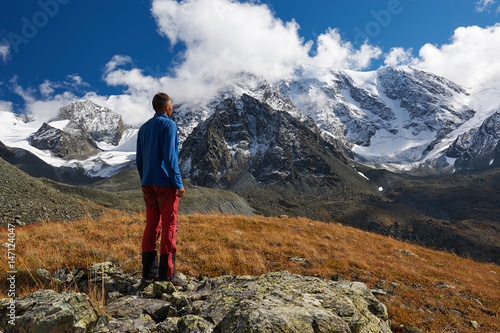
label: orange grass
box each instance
[0,211,499,332]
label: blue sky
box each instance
[0,0,499,123]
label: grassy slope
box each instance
[0,211,498,332]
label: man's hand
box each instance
[176,187,185,198]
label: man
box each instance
[136,92,185,283]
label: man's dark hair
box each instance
[152,92,172,113]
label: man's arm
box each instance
[136,131,143,181]
[163,122,184,190]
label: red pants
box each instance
[142,185,179,280]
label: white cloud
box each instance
[100,0,382,109]
[105,55,133,73]
[85,92,154,126]
[384,47,415,67]
[475,0,498,12]
[0,42,10,63]
[313,28,382,70]
[412,24,500,87]
[0,100,13,112]
[10,76,91,122]
[67,74,90,87]
[151,0,311,82]
[40,80,56,98]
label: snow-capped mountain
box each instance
[179,93,364,190]
[175,66,500,179]
[1,66,500,182]
[277,66,478,171]
[0,101,137,178]
[58,100,125,145]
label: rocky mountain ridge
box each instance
[2,66,500,180]
[59,100,125,145]
[29,121,101,160]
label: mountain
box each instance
[59,100,125,145]
[2,66,500,262]
[29,121,101,160]
[179,93,367,190]
[0,139,100,185]
[0,156,98,226]
[0,106,137,179]
[446,110,500,171]
[277,66,480,172]
[2,66,500,180]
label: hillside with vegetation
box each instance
[0,210,498,332]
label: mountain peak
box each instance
[59,100,125,145]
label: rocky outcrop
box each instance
[29,122,100,160]
[0,290,98,333]
[0,263,392,332]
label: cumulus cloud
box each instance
[100,0,382,110]
[412,24,500,87]
[384,47,415,67]
[313,28,382,70]
[151,0,311,82]
[14,0,500,127]
[84,92,154,126]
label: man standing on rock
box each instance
[136,92,185,284]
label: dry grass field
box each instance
[1,210,498,332]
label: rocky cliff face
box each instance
[29,121,100,160]
[179,93,370,191]
[0,263,392,333]
[59,100,125,145]
[446,110,500,171]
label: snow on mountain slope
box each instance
[277,66,484,172]
[1,66,500,180]
[0,109,137,178]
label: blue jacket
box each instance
[136,113,184,189]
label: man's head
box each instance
[152,92,173,117]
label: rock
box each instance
[215,297,351,333]
[53,267,75,283]
[156,317,180,333]
[92,296,170,332]
[470,320,480,329]
[196,271,392,332]
[0,269,392,333]
[0,289,98,333]
[178,315,214,333]
[35,268,52,281]
[154,281,177,297]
